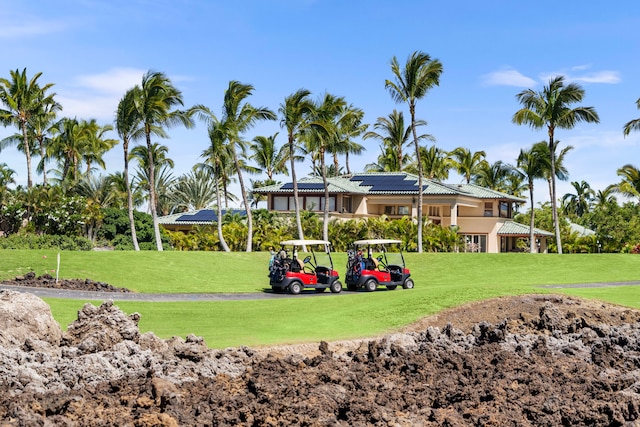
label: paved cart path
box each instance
[2,281,640,302]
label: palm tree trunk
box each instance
[39,138,47,186]
[146,134,163,251]
[123,140,140,251]
[410,109,424,253]
[549,134,562,254]
[321,150,329,241]
[21,120,33,188]
[528,183,535,253]
[231,144,253,252]
[289,138,305,242]
[215,169,230,252]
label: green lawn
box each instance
[2,250,639,348]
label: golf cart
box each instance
[269,239,342,295]
[345,239,414,292]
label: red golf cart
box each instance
[345,239,414,292]
[269,239,342,295]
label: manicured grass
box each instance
[2,250,639,348]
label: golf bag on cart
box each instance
[269,252,288,282]
[345,250,364,283]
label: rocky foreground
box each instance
[1,290,640,426]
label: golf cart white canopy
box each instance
[280,239,331,246]
[352,239,402,246]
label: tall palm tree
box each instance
[517,144,549,252]
[48,117,87,182]
[279,89,315,242]
[30,93,62,185]
[386,51,442,253]
[532,140,574,209]
[0,68,57,188]
[170,168,218,212]
[414,145,452,181]
[250,133,288,181]
[81,119,118,177]
[195,118,233,252]
[115,88,141,251]
[130,70,194,250]
[450,147,486,184]
[594,185,617,208]
[0,163,16,205]
[472,160,512,192]
[623,98,640,137]
[195,81,276,252]
[330,105,367,175]
[562,180,594,217]
[363,110,419,172]
[513,75,599,254]
[613,164,640,202]
[306,93,347,241]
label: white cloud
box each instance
[57,68,146,121]
[540,66,621,85]
[481,68,537,87]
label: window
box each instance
[484,202,493,217]
[463,234,487,252]
[306,196,320,211]
[384,206,396,215]
[398,205,410,215]
[428,206,440,217]
[274,196,288,211]
[499,201,510,218]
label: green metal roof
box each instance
[497,221,554,236]
[253,172,527,202]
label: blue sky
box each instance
[1,0,639,208]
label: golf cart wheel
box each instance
[289,282,302,295]
[403,278,415,289]
[330,280,342,293]
[315,287,326,293]
[365,279,377,292]
[386,285,397,290]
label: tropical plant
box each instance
[623,98,640,137]
[115,88,141,250]
[449,146,486,184]
[250,133,288,181]
[410,145,451,180]
[613,164,640,202]
[385,51,443,253]
[513,75,599,254]
[516,143,549,252]
[562,180,594,218]
[0,68,57,188]
[279,89,315,243]
[363,110,423,172]
[30,92,62,185]
[129,70,194,250]
[472,160,512,191]
[170,168,218,212]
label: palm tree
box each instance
[115,88,141,250]
[48,117,87,182]
[472,160,512,192]
[562,180,594,217]
[0,68,57,188]
[250,133,288,181]
[130,143,176,216]
[363,110,418,172]
[385,51,443,253]
[195,118,233,251]
[623,98,640,137]
[0,163,16,205]
[194,81,275,252]
[81,119,118,177]
[30,93,62,185]
[513,75,599,254]
[517,144,549,252]
[532,140,574,208]
[306,93,348,241]
[279,89,315,243]
[613,164,640,202]
[415,145,452,181]
[130,70,194,250]
[170,168,218,212]
[450,147,486,184]
[594,185,617,208]
[330,105,367,175]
